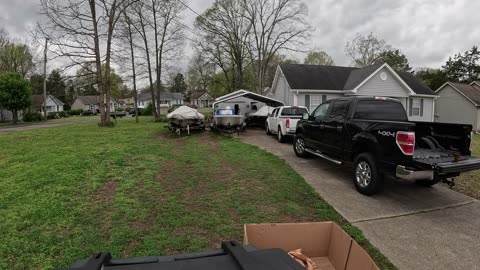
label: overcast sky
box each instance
[0,0,479,71]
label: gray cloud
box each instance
[1,0,478,70]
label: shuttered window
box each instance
[409,98,424,117]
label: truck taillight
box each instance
[286,118,290,128]
[396,131,415,155]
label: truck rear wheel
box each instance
[293,135,309,158]
[353,153,383,195]
[277,126,286,143]
[265,123,272,135]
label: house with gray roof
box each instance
[137,92,184,108]
[269,63,437,122]
[31,95,65,114]
[435,81,480,131]
[191,91,214,107]
[71,95,119,112]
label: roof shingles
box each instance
[449,82,480,105]
[279,63,436,95]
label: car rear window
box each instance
[353,100,408,121]
[281,107,308,116]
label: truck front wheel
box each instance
[353,153,383,195]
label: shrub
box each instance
[23,111,43,122]
[47,111,69,119]
[67,109,83,116]
[115,107,123,112]
[143,102,153,116]
[155,116,169,123]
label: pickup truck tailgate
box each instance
[413,150,480,173]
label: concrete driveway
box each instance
[240,129,480,270]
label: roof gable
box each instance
[32,95,64,106]
[438,82,480,106]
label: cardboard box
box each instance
[244,222,379,270]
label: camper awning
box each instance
[213,90,284,108]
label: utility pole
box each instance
[43,38,49,121]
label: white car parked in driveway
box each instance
[266,106,309,143]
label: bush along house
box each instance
[269,63,437,122]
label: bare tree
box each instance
[122,9,140,123]
[241,0,310,93]
[38,0,136,125]
[345,32,391,67]
[131,1,158,118]
[150,0,184,118]
[196,0,252,92]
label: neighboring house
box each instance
[269,63,437,122]
[0,108,14,121]
[434,81,480,131]
[31,95,64,114]
[137,92,184,108]
[191,92,214,107]
[71,95,119,112]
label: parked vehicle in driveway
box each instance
[294,96,480,195]
[266,106,308,143]
[81,109,97,116]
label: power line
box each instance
[177,0,201,16]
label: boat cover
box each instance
[250,105,275,117]
[167,106,205,120]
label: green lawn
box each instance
[454,134,480,199]
[0,117,395,269]
[0,116,99,128]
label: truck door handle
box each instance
[336,125,342,132]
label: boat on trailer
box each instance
[211,107,245,135]
[167,106,205,135]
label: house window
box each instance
[310,95,327,112]
[409,98,424,117]
[89,104,94,110]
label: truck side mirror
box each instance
[302,113,309,120]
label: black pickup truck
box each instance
[294,96,480,195]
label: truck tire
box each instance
[293,135,309,158]
[277,126,286,143]
[352,153,383,195]
[266,123,272,135]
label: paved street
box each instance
[0,119,98,133]
[241,129,480,270]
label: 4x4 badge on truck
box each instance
[378,130,395,137]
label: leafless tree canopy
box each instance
[241,0,311,93]
[195,0,310,94]
[345,32,391,67]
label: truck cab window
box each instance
[328,101,349,121]
[313,103,331,121]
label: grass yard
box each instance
[0,117,394,269]
[454,133,480,199]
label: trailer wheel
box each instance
[353,153,383,195]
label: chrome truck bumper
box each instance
[396,165,434,181]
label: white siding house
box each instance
[71,96,119,112]
[435,82,480,131]
[31,95,64,114]
[137,92,184,108]
[269,63,437,122]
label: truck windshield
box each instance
[281,107,308,116]
[354,100,408,121]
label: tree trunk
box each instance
[12,110,18,124]
[152,0,162,118]
[89,0,105,124]
[138,13,158,119]
[125,13,139,123]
